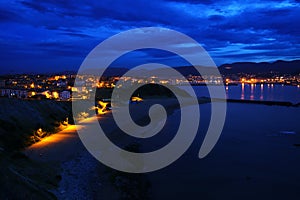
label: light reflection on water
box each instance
[181,84,300,103]
[250,84,255,100]
[241,83,245,100]
[260,84,264,100]
[232,84,300,103]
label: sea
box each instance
[180,84,300,103]
[146,84,300,199]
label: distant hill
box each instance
[80,67,129,76]
[173,60,300,77]
[76,59,300,77]
[174,66,218,76]
[84,66,218,77]
[219,60,300,76]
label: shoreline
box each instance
[225,98,298,106]
[24,98,190,199]
[23,98,300,199]
[199,97,300,107]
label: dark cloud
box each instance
[261,8,292,16]
[60,32,93,38]
[139,49,178,59]
[0,8,22,22]
[35,41,75,49]
[0,0,299,73]
[208,15,226,21]
[216,6,300,37]
[21,1,49,12]
[243,43,296,50]
[169,0,214,4]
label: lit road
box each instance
[24,115,110,163]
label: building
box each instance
[60,90,71,101]
[0,88,28,98]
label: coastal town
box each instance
[0,72,299,101]
[0,70,299,101]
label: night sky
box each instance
[1,0,300,74]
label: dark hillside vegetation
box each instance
[0,98,72,152]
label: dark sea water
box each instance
[146,86,300,199]
[180,84,300,103]
[225,84,300,103]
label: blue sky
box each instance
[0,0,300,74]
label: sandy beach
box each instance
[24,99,300,199]
[24,98,181,199]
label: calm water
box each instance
[147,103,300,200]
[180,84,300,103]
[142,85,300,199]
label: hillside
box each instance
[0,98,74,199]
[87,59,300,77]
[219,60,300,76]
[0,98,72,151]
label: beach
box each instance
[24,98,183,199]
[24,99,300,199]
